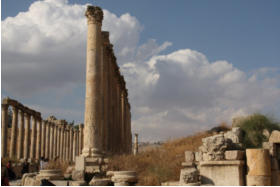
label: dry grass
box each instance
[107,131,211,185]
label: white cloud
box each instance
[2,0,280,142]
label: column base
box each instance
[82,147,103,158]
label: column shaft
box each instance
[35,118,42,160]
[1,104,9,157]
[9,106,18,158]
[49,123,53,160]
[79,125,83,155]
[17,110,24,159]
[53,124,57,159]
[45,122,50,159]
[23,113,31,159]
[41,120,46,158]
[83,6,104,157]
[30,116,37,159]
[73,129,77,162]
[69,128,73,162]
[57,126,60,158]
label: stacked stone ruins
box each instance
[163,124,280,186]
[1,97,84,163]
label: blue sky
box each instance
[3,0,280,72]
[2,0,280,141]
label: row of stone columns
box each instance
[83,6,132,157]
[100,25,132,155]
[1,98,84,163]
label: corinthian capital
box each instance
[85,6,103,24]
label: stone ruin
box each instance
[163,124,280,186]
[1,97,85,164]
[2,5,137,186]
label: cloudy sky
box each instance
[2,0,280,142]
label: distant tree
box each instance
[237,113,280,148]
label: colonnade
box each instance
[83,6,132,157]
[100,32,132,154]
[1,97,84,162]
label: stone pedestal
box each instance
[246,148,271,186]
[75,156,104,173]
[200,160,245,186]
[36,169,64,180]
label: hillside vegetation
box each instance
[107,131,212,185]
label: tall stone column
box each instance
[106,46,113,154]
[10,106,18,158]
[76,129,80,155]
[124,97,128,153]
[41,120,46,158]
[23,113,31,159]
[30,116,37,159]
[120,89,126,153]
[36,118,42,160]
[45,121,50,159]
[83,6,104,157]
[65,127,69,161]
[73,129,77,162]
[53,124,57,159]
[112,66,117,153]
[69,127,73,162]
[49,122,54,160]
[59,124,64,160]
[79,124,83,155]
[63,126,67,161]
[56,125,60,158]
[1,104,9,157]
[133,133,138,155]
[128,105,132,154]
[17,109,24,159]
[102,32,110,153]
[116,78,121,153]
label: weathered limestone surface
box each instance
[133,133,139,155]
[24,113,31,159]
[246,149,271,176]
[36,169,64,180]
[246,148,271,185]
[225,150,244,160]
[35,119,41,160]
[10,106,18,158]
[17,110,24,159]
[269,130,280,143]
[200,160,245,186]
[111,171,137,186]
[30,116,37,159]
[83,5,104,158]
[1,104,9,157]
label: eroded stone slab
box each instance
[225,150,244,160]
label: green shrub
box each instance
[237,113,280,148]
